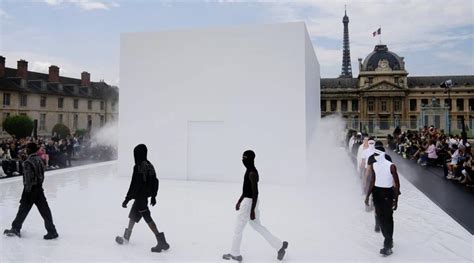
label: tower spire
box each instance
[340,7,352,78]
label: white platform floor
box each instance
[0,155,472,262]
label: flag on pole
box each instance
[372,27,381,37]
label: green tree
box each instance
[74,129,88,137]
[2,115,34,139]
[52,123,71,139]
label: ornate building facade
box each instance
[0,56,119,138]
[321,11,474,136]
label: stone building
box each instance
[321,11,474,136]
[0,56,119,138]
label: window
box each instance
[87,115,92,130]
[100,101,105,110]
[380,116,389,130]
[74,99,79,109]
[409,99,417,111]
[393,116,401,128]
[112,101,116,111]
[40,113,46,131]
[381,100,388,112]
[434,115,440,128]
[352,100,359,112]
[410,116,417,129]
[394,99,401,112]
[341,100,348,112]
[469,99,474,111]
[58,114,63,124]
[457,99,464,111]
[421,99,429,107]
[58,97,64,108]
[457,116,463,129]
[73,114,78,130]
[100,115,105,127]
[3,93,10,106]
[330,100,337,112]
[368,77,373,84]
[40,96,47,107]
[321,100,326,112]
[88,100,92,110]
[352,116,359,129]
[20,94,27,107]
[368,99,374,112]
[445,99,452,110]
[394,77,399,84]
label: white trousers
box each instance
[230,198,282,256]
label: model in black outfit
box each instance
[4,143,58,240]
[116,144,170,253]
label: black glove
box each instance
[151,197,156,206]
[122,199,129,208]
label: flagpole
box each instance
[379,25,382,44]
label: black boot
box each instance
[116,228,131,244]
[158,232,170,250]
[4,228,21,238]
[277,241,288,260]
[380,247,393,256]
[43,232,59,240]
[151,232,170,252]
[124,228,131,241]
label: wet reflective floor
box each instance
[0,159,471,261]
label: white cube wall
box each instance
[119,22,320,184]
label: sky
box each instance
[0,0,472,86]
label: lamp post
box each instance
[440,79,453,135]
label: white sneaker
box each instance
[12,172,20,176]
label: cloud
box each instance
[41,0,119,11]
[436,50,474,69]
[266,0,473,55]
[0,8,10,19]
[2,51,117,84]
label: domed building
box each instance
[321,11,474,136]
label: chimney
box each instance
[48,65,60,82]
[81,71,91,87]
[17,59,28,79]
[0,56,5,78]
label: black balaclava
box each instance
[242,150,256,169]
[134,144,148,165]
[26,142,38,155]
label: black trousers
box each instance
[12,186,57,234]
[372,186,394,249]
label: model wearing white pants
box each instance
[230,198,283,256]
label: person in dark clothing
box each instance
[365,146,401,256]
[223,150,288,262]
[66,138,74,167]
[3,143,58,240]
[116,144,169,253]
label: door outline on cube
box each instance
[186,121,226,181]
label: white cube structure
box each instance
[119,22,320,184]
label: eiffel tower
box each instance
[340,7,352,78]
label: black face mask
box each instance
[134,144,148,165]
[242,150,255,169]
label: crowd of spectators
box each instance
[345,126,473,189]
[387,125,473,188]
[0,134,117,178]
